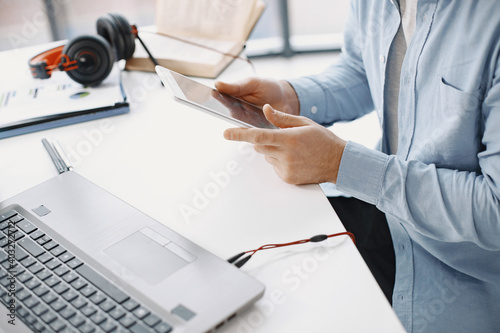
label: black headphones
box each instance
[29,13,137,86]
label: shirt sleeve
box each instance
[336,63,500,251]
[287,0,374,126]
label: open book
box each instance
[125,0,265,78]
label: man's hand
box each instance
[224,104,346,185]
[215,77,300,116]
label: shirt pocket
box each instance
[438,77,482,115]
[435,77,482,170]
[413,77,483,171]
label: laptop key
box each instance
[99,299,116,312]
[14,247,29,261]
[29,262,45,274]
[71,297,88,309]
[133,306,150,319]
[50,299,67,312]
[32,303,49,316]
[71,278,88,290]
[129,321,151,333]
[17,289,31,301]
[25,278,41,290]
[33,284,50,297]
[0,222,9,231]
[63,272,79,284]
[18,237,45,257]
[54,265,70,276]
[122,299,140,311]
[33,321,47,332]
[67,258,83,269]
[78,322,97,333]
[30,230,45,240]
[37,235,52,246]
[50,318,67,332]
[0,251,7,263]
[60,307,77,319]
[9,215,23,224]
[119,314,136,328]
[81,305,97,317]
[89,312,107,325]
[0,210,17,223]
[17,272,33,283]
[154,322,173,333]
[41,291,58,304]
[53,283,69,295]
[21,257,36,267]
[69,314,86,327]
[59,252,75,263]
[39,252,54,264]
[89,292,106,305]
[17,220,37,234]
[45,276,61,288]
[46,259,62,270]
[75,264,130,304]
[62,289,79,302]
[12,231,25,242]
[109,307,126,320]
[100,320,118,333]
[144,313,161,327]
[51,246,67,257]
[36,269,53,281]
[43,240,59,251]
[41,311,57,324]
[80,285,96,297]
[23,297,39,309]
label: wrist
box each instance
[279,80,300,116]
[331,139,347,184]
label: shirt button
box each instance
[380,55,386,63]
[310,106,318,114]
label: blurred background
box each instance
[0,0,350,57]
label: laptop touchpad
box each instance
[104,231,188,285]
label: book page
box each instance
[135,32,243,63]
[156,0,259,41]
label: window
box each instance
[0,0,350,57]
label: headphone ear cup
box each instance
[109,13,135,59]
[62,35,114,86]
[96,13,135,61]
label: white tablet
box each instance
[156,66,277,129]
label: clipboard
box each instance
[0,64,129,139]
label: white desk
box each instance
[0,44,405,332]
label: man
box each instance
[215,1,500,332]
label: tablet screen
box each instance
[170,71,277,129]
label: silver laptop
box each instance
[0,171,264,333]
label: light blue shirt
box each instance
[289,1,500,332]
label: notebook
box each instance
[0,171,264,333]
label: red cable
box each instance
[244,231,356,256]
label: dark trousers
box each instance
[328,196,396,303]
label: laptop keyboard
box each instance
[0,209,174,333]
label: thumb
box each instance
[263,104,309,129]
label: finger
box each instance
[254,144,281,159]
[223,127,282,145]
[264,155,280,167]
[263,104,309,129]
[214,78,257,97]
